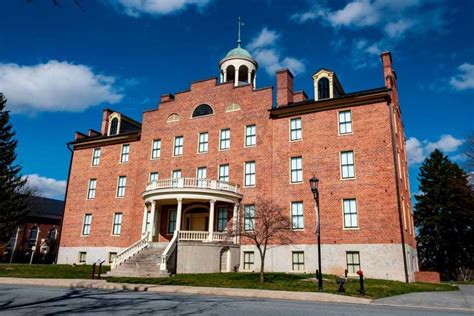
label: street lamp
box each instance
[310,175,323,291]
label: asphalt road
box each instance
[0,285,471,315]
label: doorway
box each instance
[185,207,209,231]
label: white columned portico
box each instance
[141,205,147,235]
[208,199,216,241]
[176,198,183,232]
[232,204,239,243]
[150,201,156,241]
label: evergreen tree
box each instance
[415,149,474,280]
[0,93,31,243]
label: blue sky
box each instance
[1,0,473,199]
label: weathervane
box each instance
[237,16,244,48]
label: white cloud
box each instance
[248,28,305,76]
[291,0,448,68]
[406,134,464,166]
[112,0,211,17]
[450,63,474,90]
[0,60,123,113]
[24,174,67,199]
[247,28,279,52]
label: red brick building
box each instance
[58,42,417,281]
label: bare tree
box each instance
[465,132,474,171]
[236,199,291,283]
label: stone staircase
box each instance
[106,242,169,278]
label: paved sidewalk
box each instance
[373,285,473,312]
[0,277,371,305]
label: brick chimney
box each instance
[381,51,399,105]
[100,109,113,135]
[276,69,294,107]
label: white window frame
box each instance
[243,251,254,270]
[196,167,207,187]
[290,157,303,183]
[219,164,229,182]
[149,172,159,183]
[244,161,256,187]
[173,136,184,156]
[219,128,231,150]
[198,132,209,153]
[290,118,302,141]
[245,124,256,147]
[151,139,161,159]
[120,144,130,163]
[116,176,127,197]
[343,199,358,229]
[87,179,96,200]
[338,110,352,135]
[82,214,92,236]
[112,212,122,235]
[108,252,117,264]
[244,205,255,231]
[144,210,152,233]
[292,251,305,271]
[168,209,177,234]
[79,251,87,263]
[340,151,355,179]
[217,207,228,232]
[291,202,304,230]
[91,148,101,166]
[346,251,360,274]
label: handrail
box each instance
[160,230,178,271]
[146,177,240,194]
[111,232,149,269]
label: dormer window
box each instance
[192,104,213,118]
[318,77,330,100]
[313,69,345,101]
[109,118,119,135]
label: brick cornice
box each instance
[269,88,390,119]
[70,132,141,150]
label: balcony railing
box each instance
[146,177,240,194]
[178,230,233,243]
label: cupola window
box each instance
[318,77,330,100]
[192,104,214,117]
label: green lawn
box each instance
[107,272,458,299]
[0,264,109,279]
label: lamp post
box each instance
[310,176,322,291]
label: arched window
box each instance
[28,226,38,248]
[48,228,57,240]
[318,77,330,100]
[192,104,214,118]
[167,113,180,123]
[109,118,119,135]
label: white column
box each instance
[234,68,239,87]
[233,204,239,243]
[247,71,251,84]
[176,198,183,232]
[220,72,223,83]
[223,71,227,82]
[150,201,156,241]
[253,73,257,89]
[141,205,148,236]
[208,199,216,241]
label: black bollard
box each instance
[357,271,365,295]
[91,263,96,279]
[315,269,319,287]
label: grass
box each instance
[0,263,110,279]
[0,264,458,299]
[106,272,458,299]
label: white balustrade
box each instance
[146,177,239,194]
[178,231,209,241]
[160,230,178,271]
[111,232,149,269]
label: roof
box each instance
[28,196,64,220]
[225,47,253,59]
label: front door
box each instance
[190,213,206,231]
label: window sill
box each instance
[289,139,303,143]
[342,227,360,231]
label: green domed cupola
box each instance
[219,17,258,88]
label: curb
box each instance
[0,278,371,305]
